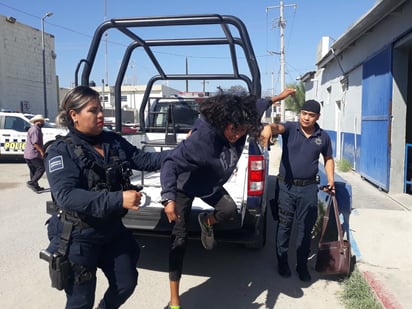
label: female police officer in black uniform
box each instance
[45,86,167,309]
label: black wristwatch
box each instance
[161,199,173,206]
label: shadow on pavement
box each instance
[137,204,346,308]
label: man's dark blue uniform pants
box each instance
[276,182,318,268]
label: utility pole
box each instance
[266,0,297,122]
[201,80,209,93]
[41,12,53,118]
[104,0,108,90]
[185,57,189,92]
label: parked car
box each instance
[103,122,139,134]
[0,112,67,158]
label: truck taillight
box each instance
[248,155,265,196]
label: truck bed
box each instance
[125,136,250,233]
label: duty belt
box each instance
[277,175,317,186]
[57,208,91,229]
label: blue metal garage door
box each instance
[360,47,392,191]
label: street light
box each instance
[41,12,53,118]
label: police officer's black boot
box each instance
[296,263,311,282]
[95,300,106,309]
[277,254,291,278]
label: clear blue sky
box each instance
[0,0,377,95]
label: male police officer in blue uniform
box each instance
[269,100,335,282]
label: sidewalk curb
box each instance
[361,270,404,309]
[351,211,404,309]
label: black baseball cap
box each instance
[301,100,321,114]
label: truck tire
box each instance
[245,208,267,249]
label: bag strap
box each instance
[318,195,345,247]
[318,197,331,242]
[332,195,345,247]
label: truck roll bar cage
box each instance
[75,14,261,132]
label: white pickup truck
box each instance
[125,96,268,248]
[47,14,270,248]
[0,112,67,159]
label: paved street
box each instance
[13,140,411,309]
[6,143,410,309]
[0,157,347,309]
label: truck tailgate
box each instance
[126,150,249,231]
[134,154,248,210]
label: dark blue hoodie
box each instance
[160,98,270,201]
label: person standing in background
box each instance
[269,99,335,282]
[24,114,46,192]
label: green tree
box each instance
[285,81,305,113]
[226,85,247,95]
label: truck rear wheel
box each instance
[244,208,267,249]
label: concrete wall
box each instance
[0,15,58,118]
[304,0,412,193]
[84,84,180,123]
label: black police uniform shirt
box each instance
[46,130,165,219]
[278,121,333,180]
[160,98,272,202]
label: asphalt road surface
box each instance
[0,160,345,309]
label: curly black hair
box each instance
[199,94,262,139]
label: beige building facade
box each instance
[0,14,58,118]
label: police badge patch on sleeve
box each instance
[49,155,64,173]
